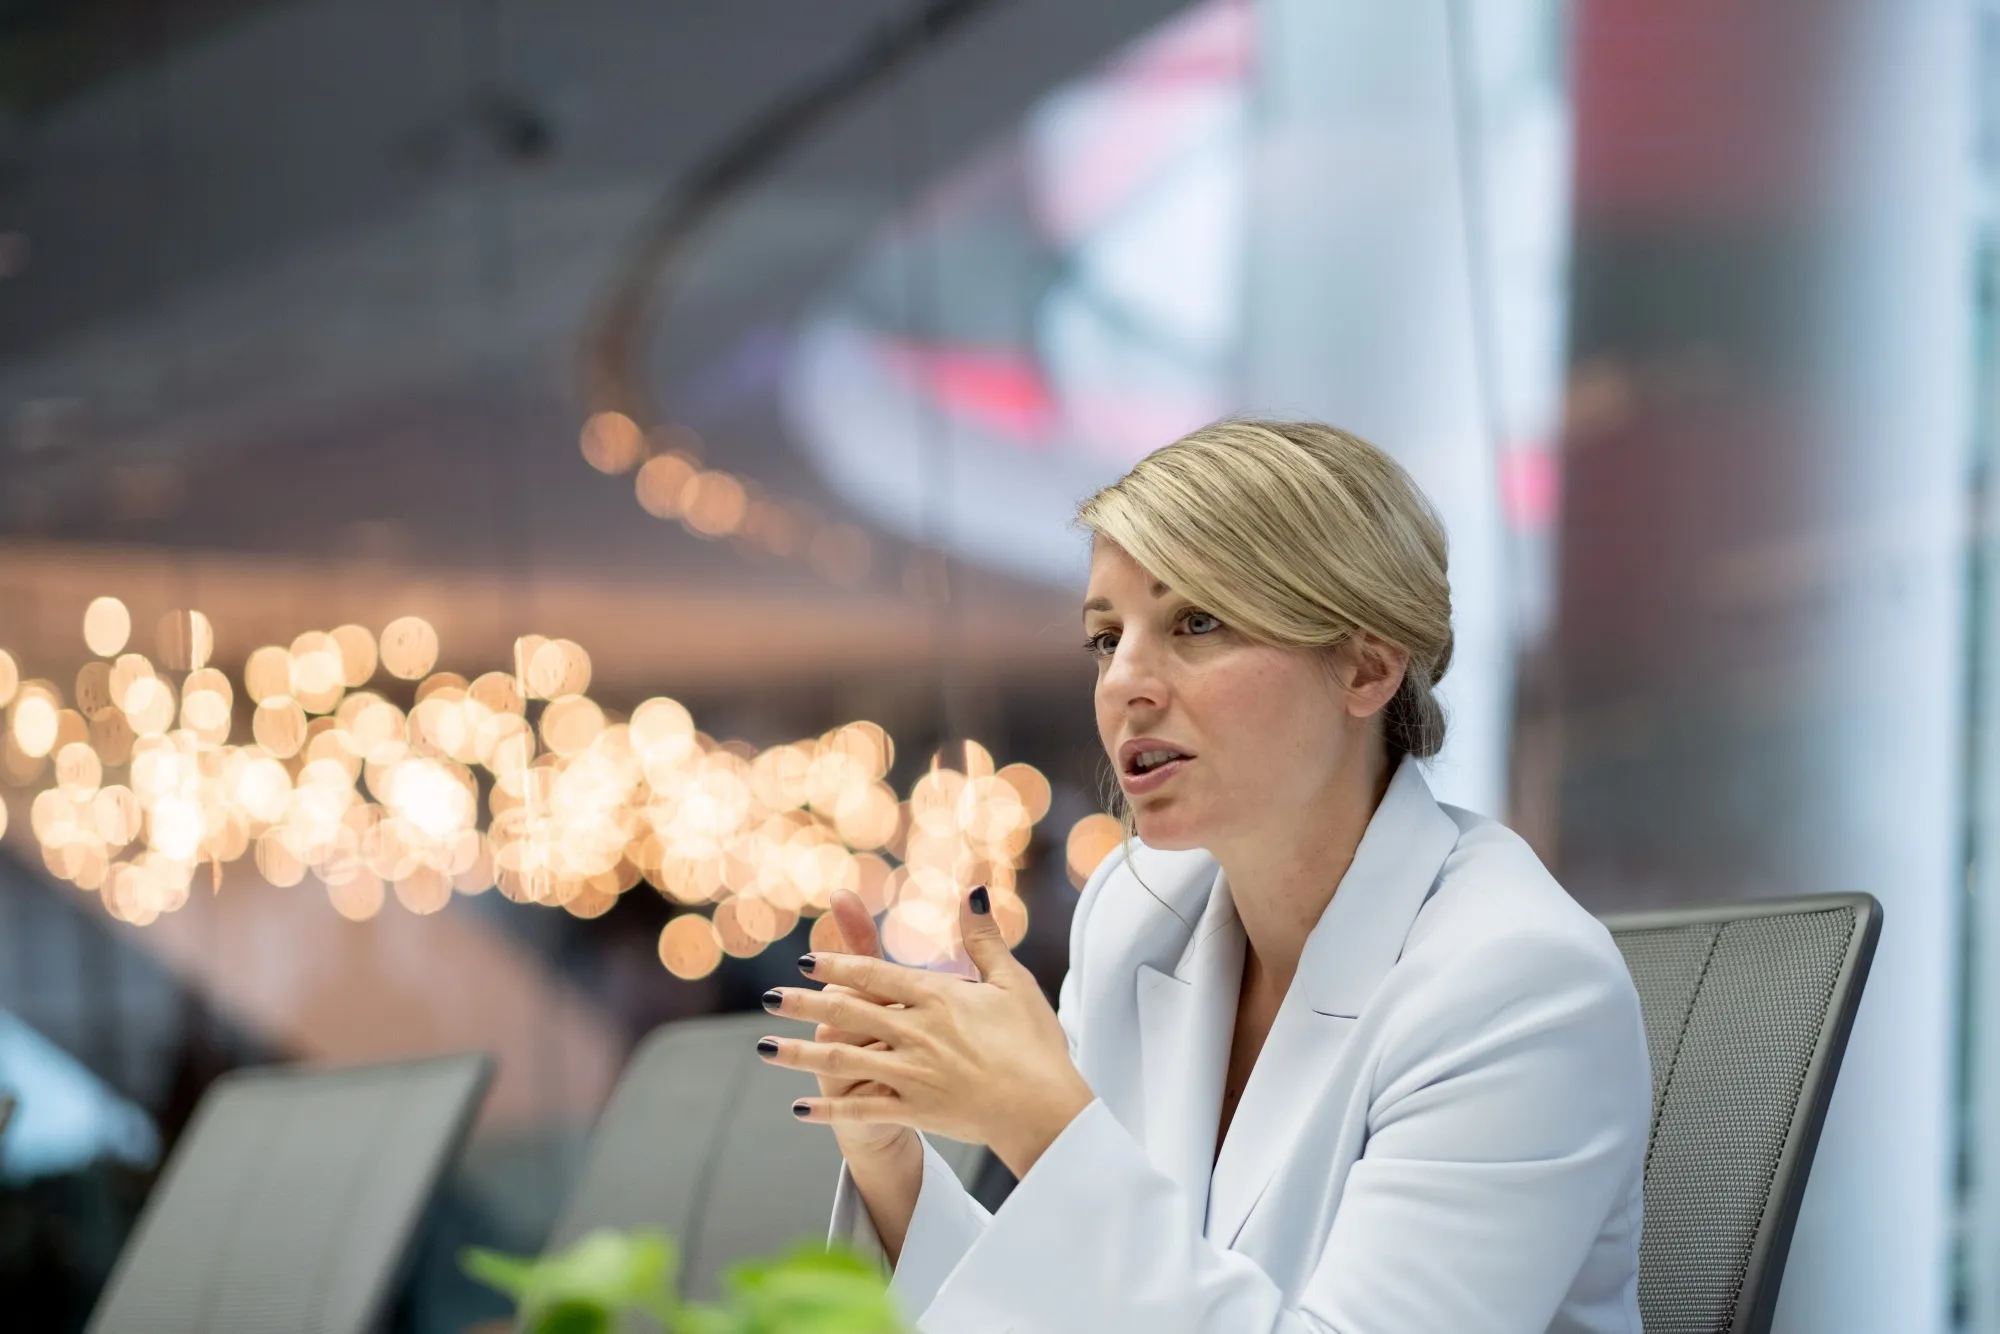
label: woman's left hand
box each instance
[758,886,1097,1179]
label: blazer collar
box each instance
[1134,868,1243,1215]
[1150,754,1457,1013]
[1133,755,1463,1246]
[1299,755,1461,1017]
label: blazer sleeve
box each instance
[908,926,1650,1334]
[825,842,1129,1317]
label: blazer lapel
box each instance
[1202,757,1462,1248]
[1134,869,1245,1217]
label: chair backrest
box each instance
[1604,893,1880,1334]
[86,1052,491,1334]
[544,1011,987,1302]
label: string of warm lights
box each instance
[0,598,1125,980]
[579,411,875,586]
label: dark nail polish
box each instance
[761,989,783,1012]
[756,1037,779,1057]
[792,1100,812,1119]
[797,953,816,974]
[970,885,990,915]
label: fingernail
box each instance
[970,885,990,915]
[797,953,816,974]
[756,1037,779,1057]
[761,989,783,1012]
[792,1100,812,1119]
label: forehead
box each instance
[1083,540,1172,614]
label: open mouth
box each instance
[1124,746,1192,777]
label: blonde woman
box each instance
[756,421,1650,1332]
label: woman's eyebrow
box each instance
[1082,580,1172,619]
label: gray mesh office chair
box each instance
[87,1052,492,1334]
[1605,893,1880,1334]
[543,1011,988,1301]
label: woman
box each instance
[756,420,1650,1332]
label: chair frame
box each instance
[542,1011,992,1288]
[1600,892,1881,1334]
[88,1051,491,1334]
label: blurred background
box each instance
[0,0,1979,1329]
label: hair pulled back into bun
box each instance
[1078,418,1453,762]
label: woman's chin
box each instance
[1130,809,1207,851]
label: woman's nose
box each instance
[1102,634,1167,707]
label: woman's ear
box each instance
[1339,634,1409,719]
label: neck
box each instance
[1215,743,1396,998]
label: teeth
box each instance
[1133,748,1184,773]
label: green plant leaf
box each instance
[720,1240,906,1334]
[461,1229,682,1330]
[667,1304,738,1334]
[463,1248,543,1300]
[535,1300,614,1334]
[462,1230,906,1334]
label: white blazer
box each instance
[830,756,1651,1333]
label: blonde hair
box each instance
[1076,419,1453,761]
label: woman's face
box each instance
[1083,539,1399,852]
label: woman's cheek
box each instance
[1221,681,1324,793]
[1093,694,1121,758]
[1202,665,1292,747]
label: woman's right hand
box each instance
[812,889,918,1162]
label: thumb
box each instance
[958,885,1022,984]
[828,888,884,960]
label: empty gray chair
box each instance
[544,1011,987,1301]
[87,1052,492,1334]
[1604,893,1880,1334]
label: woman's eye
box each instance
[1083,630,1119,658]
[1183,610,1222,635]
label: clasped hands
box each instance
[757,884,1096,1180]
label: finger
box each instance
[819,976,911,1010]
[813,1022,884,1048]
[791,1094,915,1127]
[757,1034,906,1083]
[829,889,885,959]
[958,885,1024,985]
[764,986,913,1042]
[799,951,937,1005]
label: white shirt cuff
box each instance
[827,1135,994,1323]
